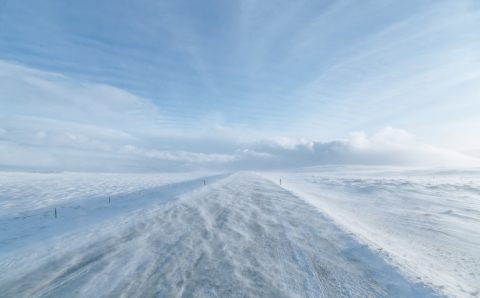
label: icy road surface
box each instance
[0,172,436,297]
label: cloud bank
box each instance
[2,60,479,172]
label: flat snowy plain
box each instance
[0,167,478,297]
[262,166,480,298]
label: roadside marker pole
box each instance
[109,196,111,204]
[54,208,57,218]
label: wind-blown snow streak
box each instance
[0,172,225,253]
[262,166,480,297]
[0,172,436,297]
[0,172,214,216]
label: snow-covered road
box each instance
[0,172,436,297]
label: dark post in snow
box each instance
[109,196,111,204]
[54,208,57,218]
[204,179,206,186]
[280,178,282,185]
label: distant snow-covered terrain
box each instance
[0,171,439,297]
[261,166,480,298]
[0,172,214,216]
[0,171,224,252]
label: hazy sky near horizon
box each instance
[1,0,480,171]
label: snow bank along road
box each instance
[262,167,480,298]
[0,172,439,297]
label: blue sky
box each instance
[1,0,480,171]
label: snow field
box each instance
[0,171,437,297]
[261,167,480,297]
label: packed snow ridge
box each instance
[0,168,478,297]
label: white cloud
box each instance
[347,127,416,152]
[342,127,477,167]
[1,60,478,172]
[34,131,47,140]
[0,60,164,136]
[120,144,236,164]
[237,127,480,169]
[267,137,314,151]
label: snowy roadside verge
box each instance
[260,167,480,298]
[0,172,228,253]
